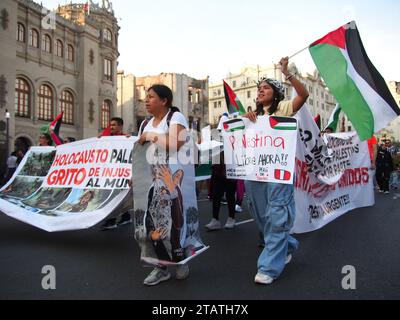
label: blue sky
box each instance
[42,0,399,83]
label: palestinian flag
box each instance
[223,119,245,132]
[49,112,63,145]
[325,104,341,132]
[269,116,297,131]
[274,169,291,182]
[314,114,321,130]
[40,112,63,145]
[309,21,400,141]
[223,80,246,115]
[83,1,91,15]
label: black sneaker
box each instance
[101,218,117,230]
[117,212,132,226]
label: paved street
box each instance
[1,192,400,300]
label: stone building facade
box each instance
[0,0,119,178]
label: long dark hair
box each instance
[148,84,180,113]
[255,83,284,116]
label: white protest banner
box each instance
[293,106,374,233]
[222,116,298,184]
[0,137,137,232]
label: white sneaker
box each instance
[175,264,189,280]
[255,273,274,285]
[224,218,236,229]
[143,268,171,286]
[205,219,222,231]
[235,205,243,213]
[285,254,292,265]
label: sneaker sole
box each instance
[205,227,222,231]
[255,280,273,285]
[254,277,274,285]
[101,225,117,231]
[143,273,171,286]
[117,220,132,226]
[224,225,235,230]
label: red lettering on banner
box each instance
[241,134,285,150]
[47,168,87,186]
[51,150,109,166]
[88,167,101,177]
[102,167,131,178]
[338,167,369,188]
[295,159,312,193]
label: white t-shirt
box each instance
[7,155,18,169]
[217,115,230,131]
[141,111,188,134]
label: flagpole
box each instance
[288,45,309,60]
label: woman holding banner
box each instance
[243,57,309,285]
[136,84,200,286]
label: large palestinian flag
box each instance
[309,21,400,141]
[223,80,246,115]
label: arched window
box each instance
[38,84,53,120]
[104,58,113,81]
[16,23,25,42]
[60,90,74,124]
[67,44,74,62]
[101,100,111,129]
[15,78,30,117]
[55,40,63,57]
[104,29,112,42]
[29,29,39,48]
[42,34,52,53]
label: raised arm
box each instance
[280,57,309,113]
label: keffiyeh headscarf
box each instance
[258,77,285,100]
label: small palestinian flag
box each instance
[269,116,297,131]
[325,104,341,132]
[223,80,246,115]
[274,169,291,181]
[314,114,321,130]
[49,112,63,145]
[223,119,245,132]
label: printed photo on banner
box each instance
[132,142,206,267]
[55,189,112,213]
[0,176,44,200]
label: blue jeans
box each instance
[245,180,299,279]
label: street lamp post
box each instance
[5,109,10,159]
